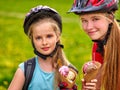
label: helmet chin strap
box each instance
[32,42,64,60]
[92,23,113,55]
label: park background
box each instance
[0,0,119,90]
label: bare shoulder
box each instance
[8,68,25,90]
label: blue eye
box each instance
[36,36,41,40]
[47,34,53,38]
[81,19,88,23]
[93,17,99,21]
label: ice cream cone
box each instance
[57,59,78,88]
[83,61,101,82]
[60,68,77,88]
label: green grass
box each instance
[0,0,119,90]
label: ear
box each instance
[107,13,114,23]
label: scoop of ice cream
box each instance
[59,66,69,77]
[83,61,98,74]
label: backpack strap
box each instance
[23,57,36,90]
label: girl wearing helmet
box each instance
[8,5,78,90]
[69,0,120,90]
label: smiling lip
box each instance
[42,47,49,51]
[88,31,96,35]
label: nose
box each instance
[86,21,94,30]
[42,38,47,45]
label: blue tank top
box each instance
[19,56,58,90]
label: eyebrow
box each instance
[81,15,103,20]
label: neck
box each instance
[38,56,52,63]
[38,57,54,72]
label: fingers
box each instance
[82,79,97,90]
[85,82,96,90]
[91,79,97,84]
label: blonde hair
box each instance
[101,18,120,90]
[53,42,70,90]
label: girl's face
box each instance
[32,21,60,55]
[80,13,111,40]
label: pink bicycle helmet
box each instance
[69,0,119,14]
[23,5,62,35]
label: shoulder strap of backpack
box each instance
[23,57,36,90]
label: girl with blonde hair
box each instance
[8,5,78,90]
